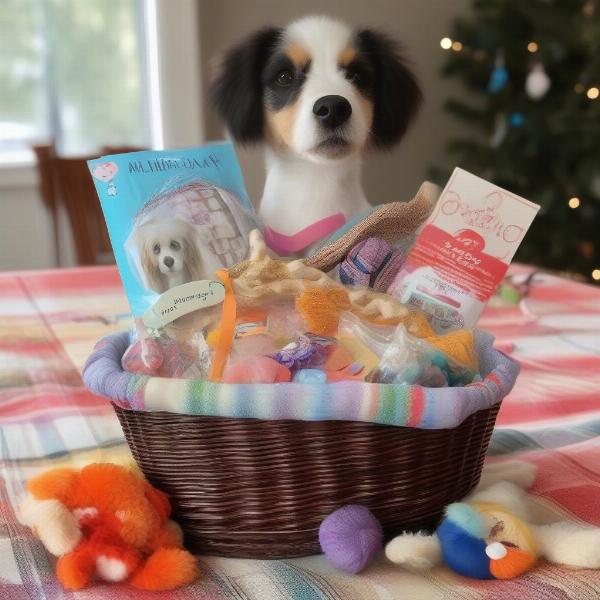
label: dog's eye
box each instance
[344,63,372,88]
[170,240,181,251]
[275,69,295,86]
[153,243,160,254]
[345,68,362,84]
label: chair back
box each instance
[54,153,114,265]
[33,144,143,266]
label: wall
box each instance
[0,167,77,271]
[198,0,472,208]
[0,0,470,271]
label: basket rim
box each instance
[83,330,519,429]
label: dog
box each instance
[135,219,205,293]
[210,15,422,257]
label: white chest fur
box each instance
[259,150,370,236]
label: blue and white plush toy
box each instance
[386,470,600,580]
[436,502,537,580]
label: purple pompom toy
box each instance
[318,505,383,574]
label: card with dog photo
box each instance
[89,142,257,317]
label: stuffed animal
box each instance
[19,463,198,591]
[434,502,538,579]
[386,462,600,578]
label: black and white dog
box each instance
[210,15,421,256]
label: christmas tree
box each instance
[433,0,600,283]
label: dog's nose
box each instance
[163,256,174,268]
[313,95,352,129]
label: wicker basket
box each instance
[84,330,516,559]
[112,403,499,558]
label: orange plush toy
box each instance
[19,463,198,591]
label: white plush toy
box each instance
[386,461,600,575]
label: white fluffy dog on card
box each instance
[385,460,600,572]
[134,219,208,294]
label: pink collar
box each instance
[263,212,347,256]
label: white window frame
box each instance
[0,0,204,188]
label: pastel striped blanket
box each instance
[83,329,519,429]
[2,265,600,600]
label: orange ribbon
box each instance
[208,270,237,382]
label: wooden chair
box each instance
[33,144,143,266]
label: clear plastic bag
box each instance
[367,324,477,387]
[122,318,212,379]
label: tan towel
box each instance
[304,181,439,273]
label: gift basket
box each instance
[84,146,535,559]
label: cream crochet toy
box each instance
[386,461,600,574]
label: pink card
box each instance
[388,168,540,331]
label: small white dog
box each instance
[386,460,600,571]
[210,15,421,256]
[135,219,205,294]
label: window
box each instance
[0,0,149,163]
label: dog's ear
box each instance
[138,238,165,294]
[182,226,205,282]
[209,27,282,143]
[356,29,422,148]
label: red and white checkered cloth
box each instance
[1,265,599,599]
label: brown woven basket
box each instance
[113,402,500,559]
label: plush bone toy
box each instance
[19,463,198,591]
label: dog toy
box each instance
[19,463,199,591]
[403,310,479,373]
[293,368,328,383]
[386,476,600,578]
[373,248,406,293]
[319,505,383,574]
[272,334,331,371]
[228,231,478,371]
[305,181,438,273]
[367,324,476,387]
[121,334,202,378]
[296,287,351,336]
[339,238,391,287]
[222,356,291,383]
[228,229,409,325]
[339,237,405,292]
[436,502,537,579]
[121,317,211,379]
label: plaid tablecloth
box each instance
[1,266,599,599]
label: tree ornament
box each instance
[488,49,508,94]
[490,114,508,147]
[526,63,551,100]
[583,1,596,17]
[509,113,525,128]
